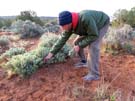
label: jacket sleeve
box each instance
[78,17,98,48]
[50,31,72,55]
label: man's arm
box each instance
[77,17,98,48]
[44,31,72,62]
[49,31,72,55]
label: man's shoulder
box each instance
[79,10,93,21]
[79,10,90,14]
[79,10,105,15]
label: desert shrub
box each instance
[112,7,135,28]
[9,20,25,34]
[4,52,42,77]
[130,30,135,40]
[121,42,135,55]
[103,24,135,54]
[104,24,133,44]
[38,33,58,47]
[0,47,26,64]
[0,47,25,58]
[43,23,60,33]
[10,20,44,38]
[38,33,74,63]
[2,33,74,77]
[0,35,9,46]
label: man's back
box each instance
[79,10,110,29]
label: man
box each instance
[44,10,110,81]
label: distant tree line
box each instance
[0,10,57,29]
[1,8,135,29]
[0,18,12,28]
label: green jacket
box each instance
[50,10,110,55]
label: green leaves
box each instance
[2,33,74,78]
[0,35,9,46]
[10,20,44,38]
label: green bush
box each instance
[4,52,42,77]
[121,42,135,55]
[16,10,44,26]
[0,47,25,58]
[2,33,74,77]
[10,20,44,38]
[0,47,26,64]
[0,17,13,29]
[103,24,135,54]
[0,35,9,46]
[112,7,135,28]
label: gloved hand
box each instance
[43,53,53,63]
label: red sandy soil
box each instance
[0,32,135,101]
[0,54,135,101]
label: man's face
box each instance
[61,23,72,32]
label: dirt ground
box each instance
[0,32,135,101]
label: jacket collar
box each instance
[72,12,79,30]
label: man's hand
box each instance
[73,45,80,53]
[44,53,53,63]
